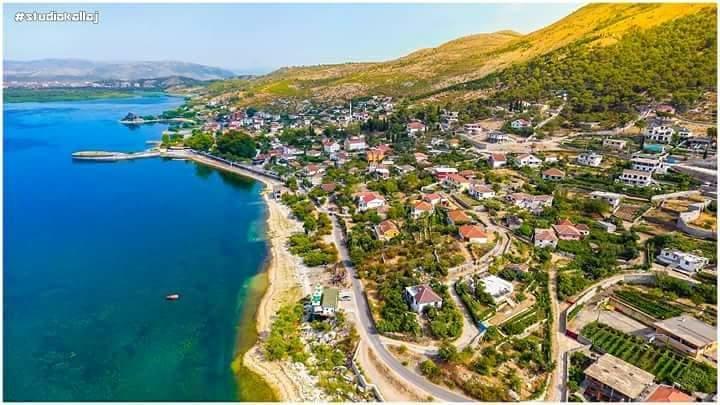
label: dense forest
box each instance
[446,9,717,126]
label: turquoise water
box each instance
[3,97,269,401]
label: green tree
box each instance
[216,130,257,160]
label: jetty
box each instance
[71,150,160,161]
[119,117,196,125]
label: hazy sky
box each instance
[4,3,581,73]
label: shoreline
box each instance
[188,154,305,401]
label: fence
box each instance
[350,344,384,401]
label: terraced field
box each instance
[581,322,716,394]
[614,289,683,320]
[500,306,541,335]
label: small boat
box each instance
[165,294,180,301]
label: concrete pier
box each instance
[71,150,160,161]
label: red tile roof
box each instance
[543,168,566,177]
[376,220,399,236]
[446,173,469,183]
[534,228,558,241]
[459,225,487,240]
[553,224,582,238]
[424,193,442,202]
[645,385,693,402]
[412,284,442,304]
[448,210,471,224]
[471,183,493,193]
[414,201,433,211]
[357,191,384,204]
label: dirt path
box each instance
[546,267,562,402]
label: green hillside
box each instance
[441,6,717,124]
[211,3,716,109]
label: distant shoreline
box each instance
[4,88,167,103]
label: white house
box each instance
[344,136,368,152]
[323,139,340,154]
[511,119,532,129]
[677,127,693,139]
[603,138,627,150]
[631,157,667,174]
[355,191,386,211]
[443,173,470,191]
[515,153,542,168]
[478,275,514,303]
[413,201,434,218]
[432,166,459,179]
[534,228,558,249]
[404,284,443,313]
[645,125,674,144]
[468,182,496,200]
[406,120,427,135]
[590,191,623,210]
[311,286,339,318]
[442,110,460,124]
[507,193,554,212]
[618,169,653,187]
[488,131,511,143]
[657,248,709,275]
[489,153,507,169]
[542,168,565,181]
[464,122,484,135]
[577,152,603,167]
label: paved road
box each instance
[329,216,471,402]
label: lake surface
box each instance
[3,96,271,400]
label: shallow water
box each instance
[4,97,272,401]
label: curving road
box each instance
[330,216,472,402]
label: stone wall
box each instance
[676,201,716,240]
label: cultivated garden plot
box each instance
[581,322,717,394]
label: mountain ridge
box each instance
[4,59,237,82]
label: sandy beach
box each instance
[188,154,307,400]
